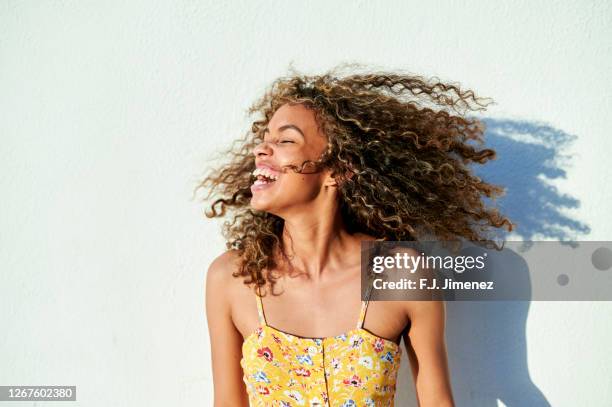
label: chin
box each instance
[249,197,275,213]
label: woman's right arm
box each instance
[205,252,250,407]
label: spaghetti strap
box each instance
[255,286,267,326]
[356,284,374,329]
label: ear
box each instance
[323,168,354,187]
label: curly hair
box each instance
[194,63,514,294]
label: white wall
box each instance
[1,1,611,406]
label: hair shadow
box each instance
[394,118,589,406]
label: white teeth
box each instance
[252,167,279,180]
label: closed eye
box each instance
[259,138,295,145]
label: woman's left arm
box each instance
[402,299,455,407]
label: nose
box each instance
[253,139,272,157]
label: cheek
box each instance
[287,173,319,185]
[278,173,323,195]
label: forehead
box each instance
[267,103,322,136]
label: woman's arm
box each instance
[205,252,250,407]
[403,299,455,407]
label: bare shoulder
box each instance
[383,245,444,320]
[205,250,262,339]
[207,250,241,280]
[205,250,246,301]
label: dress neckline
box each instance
[245,283,402,353]
[242,323,402,353]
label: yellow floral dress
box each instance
[240,286,402,406]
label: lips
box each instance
[252,160,282,183]
[255,163,281,176]
[251,163,281,192]
[250,176,277,192]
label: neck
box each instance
[279,204,358,283]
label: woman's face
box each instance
[250,102,333,215]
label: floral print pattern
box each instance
[240,290,402,406]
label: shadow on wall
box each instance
[475,118,590,240]
[395,119,590,406]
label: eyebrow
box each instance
[262,124,305,139]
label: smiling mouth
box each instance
[252,167,279,186]
[250,175,277,192]
[250,174,278,191]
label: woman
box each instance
[198,65,513,406]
